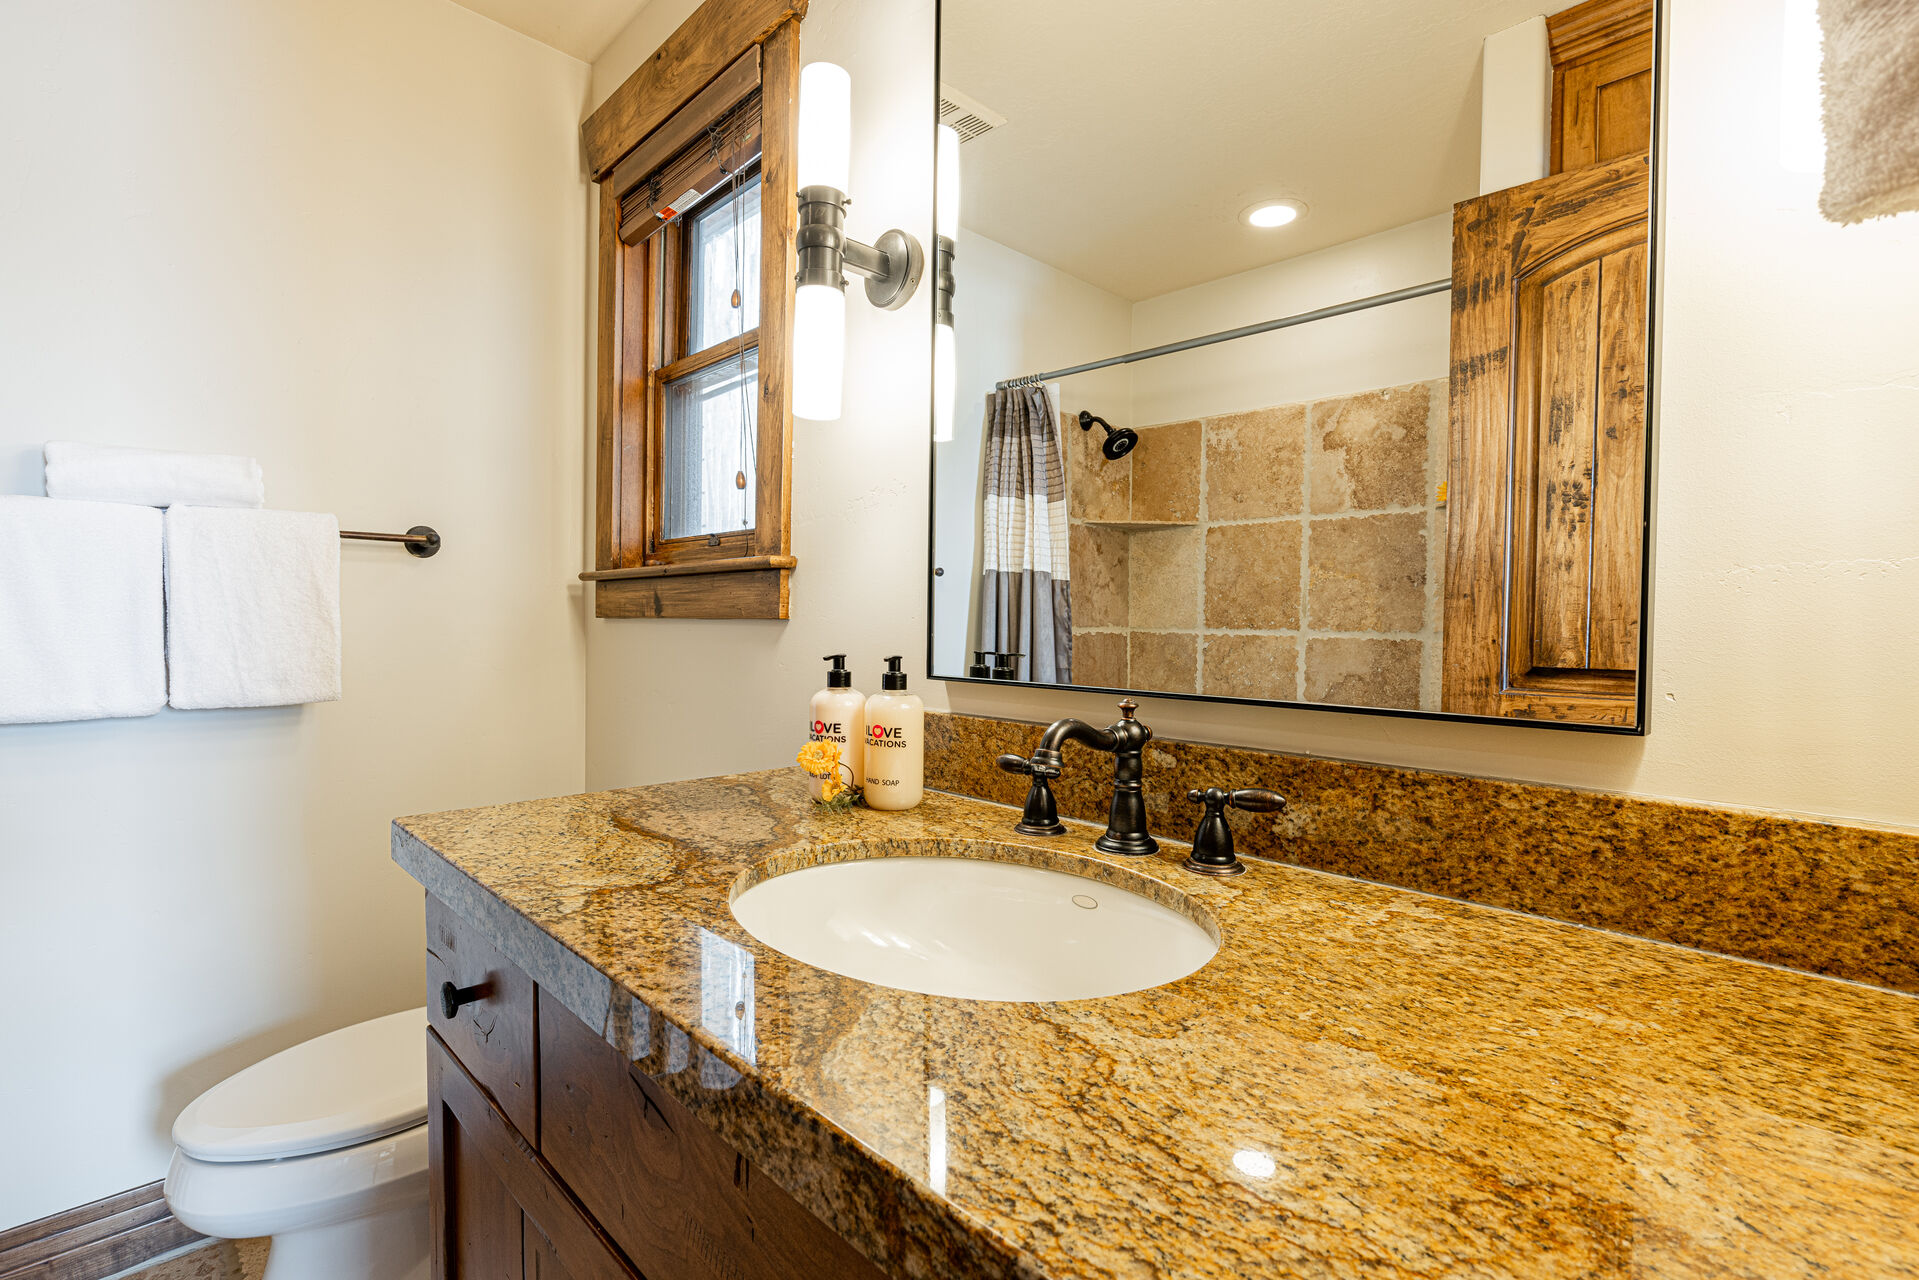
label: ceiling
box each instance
[942,0,1581,300]
[447,0,653,61]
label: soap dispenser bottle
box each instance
[863,656,924,810]
[809,655,865,799]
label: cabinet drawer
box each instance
[539,1004,889,1280]
[426,894,538,1137]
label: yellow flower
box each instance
[818,774,843,802]
[797,739,841,777]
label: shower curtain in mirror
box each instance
[980,384,1071,683]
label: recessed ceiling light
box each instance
[1243,200,1304,229]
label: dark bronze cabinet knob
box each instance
[439,980,490,1020]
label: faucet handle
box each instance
[999,754,1066,836]
[1117,698,1139,720]
[1225,787,1286,814]
[997,752,1060,779]
[1179,785,1285,877]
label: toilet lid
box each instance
[173,1008,428,1162]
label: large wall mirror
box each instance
[928,0,1659,732]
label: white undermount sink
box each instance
[729,843,1219,1002]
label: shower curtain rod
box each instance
[994,278,1452,390]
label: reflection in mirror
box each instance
[930,0,1656,731]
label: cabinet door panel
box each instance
[1591,240,1648,670]
[524,1220,576,1280]
[1444,155,1650,724]
[429,1030,643,1280]
[431,1046,524,1279]
[1529,257,1602,670]
[539,1005,889,1280]
[1548,0,1654,174]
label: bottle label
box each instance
[867,724,910,750]
[810,718,847,742]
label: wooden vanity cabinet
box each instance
[422,896,887,1280]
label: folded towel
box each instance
[0,495,167,724]
[165,507,342,710]
[45,441,266,508]
[1821,0,1919,223]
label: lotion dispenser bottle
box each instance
[863,656,924,810]
[809,655,865,798]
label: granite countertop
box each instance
[393,771,1919,1280]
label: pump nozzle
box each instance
[880,655,908,690]
[821,654,852,688]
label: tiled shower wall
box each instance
[1067,379,1448,710]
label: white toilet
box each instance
[163,1008,431,1280]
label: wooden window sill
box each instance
[582,555,794,619]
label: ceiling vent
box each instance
[938,83,1006,143]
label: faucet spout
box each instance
[1031,718,1118,772]
[1020,700,1158,857]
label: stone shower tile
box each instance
[1201,634,1299,701]
[1128,631,1198,694]
[1305,637,1424,709]
[1070,630,1127,688]
[1068,524,1129,629]
[1307,512,1426,632]
[1065,409,1129,522]
[1310,383,1432,513]
[1204,522,1302,630]
[1127,526,1203,630]
[1204,404,1306,520]
[1128,420,1201,522]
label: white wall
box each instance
[1126,215,1452,425]
[1480,16,1552,194]
[587,0,1919,834]
[0,0,589,1229]
[931,230,1132,674]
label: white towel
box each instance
[1821,0,1919,223]
[0,495,167,724]
[165,507,342,709]
[45,441,266,509]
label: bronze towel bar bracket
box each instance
[339,525,440,558]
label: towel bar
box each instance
[340,525,440,558]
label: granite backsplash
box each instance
[925,710,1919,994]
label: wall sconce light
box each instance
[933,123,959,444]
[791,62,925,422]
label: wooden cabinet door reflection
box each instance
[1443,156,1650,725]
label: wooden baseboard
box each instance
[0,1182,204,1280]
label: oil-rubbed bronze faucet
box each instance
[997,699,1158,855]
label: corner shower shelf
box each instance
[1076,518,1198,532]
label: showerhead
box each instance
[1078,411,1138,462]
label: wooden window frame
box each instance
[579,0,807,620]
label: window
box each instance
[581,1,800,620]
[657,173,761,545]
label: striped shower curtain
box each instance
[979,384,1071,682]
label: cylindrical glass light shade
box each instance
[933,320,956,444]
[792,283,847,421]
[935,124,961,238]
[797,63,852,194]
